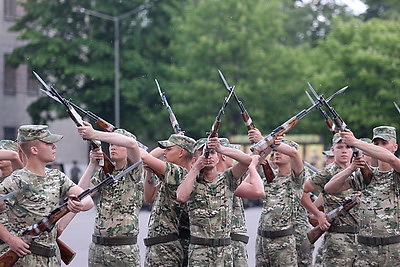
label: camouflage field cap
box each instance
[17,125,63,143]
[281,139,299,150]
[114,129,136,140]
[322,150,334,157]
[360,137,372,144]
[193,138,208,152]
[0,140,18,152]
[332,133,342,144]
[219,138,241,150]
[158,134,196,153]
[372,126,396,141]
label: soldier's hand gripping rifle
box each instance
[306,83,373,184]
[218,70,275,183]
[34,71,147,151]
[0,161,141,267]
[33,71,115,175]
[203,86,236,158]
[155,79,183,134]
[307,196,359,244]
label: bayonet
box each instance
[0,190,19,202]
[394,102,400,114]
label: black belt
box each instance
[328,225,359,234]
[144,233,179,247]
[179,228,190,239]
[189,236,231,247]
[230,233,249,244]
[92,235,137,246]
[29,243,57,258]
[257,227,295,239]
[358,235,400,246]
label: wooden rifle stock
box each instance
[307,197,358,244]
[0,250,19,267]
[57,238,76,265]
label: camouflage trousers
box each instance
[188,243,233,267]
[14,252,61,267]
[88,242,140,266]
[144,239,184,267]
[294,225,313,266]
[355,242,400,266]
[321,232,357,267]
[232,240,248,267]
[255,234,297,267]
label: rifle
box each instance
[33,71,115,174]
[0,161,141,267]
[155,79,183,134]
[306,83,373,184]
[307,197,359,244]
[218,70,275,183]
[56,238,75,265]
[203,86,236,158]
[34,71,147,151]
[394,102,400,114]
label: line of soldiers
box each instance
[0,120,399,266]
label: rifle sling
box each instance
[92,235,137,246]
[327,225,359,234]
[358,235,400,246]
[29,243,57,258]
[257,227,294,239]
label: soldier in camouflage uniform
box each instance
[176,136,251,267]
[0,125,93,267]
[303,133,359,266]
[250,132,304,267]
[60,121,144,266]
[0,140,24,254]
[140,134,195,267]
[325,126,400,266]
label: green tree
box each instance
[8,0,187,144]
[360,0,400,20]
[306,18,400,140]
[167,0,314,140]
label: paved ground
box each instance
[60,206,321,266]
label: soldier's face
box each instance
[37,141,57,163]
[373,138,398,154]
[109,144,127,162]
[332,142,352,165]
[163,145,182,164]
[272,151,290,165]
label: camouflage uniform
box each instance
[293,167,313,266]
[0,167,75,266]
[309,162,359,267]
[0,140,19,254]
[187,169,240,267]
[89,163,144,267]
[144,162,189,267]
[256,170,305,267]
[231,195,249,267]
[348,167,400,266]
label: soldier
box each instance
[176,136,251,266]
[0,125,93,266]
[322,150,334,167]
[324,126,400,266]
[0,140,24,254]
[60,121,144,266]
[141,134,195,267]
[303,133,359,266]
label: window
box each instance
[27,69,39,96]
[4,0,16,21]
[3,55,16,95]
[3,127,16,140]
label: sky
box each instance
[340,0,368,15]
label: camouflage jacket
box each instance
[0,168,74,247]
[92,162,144,237]
[309,162,359,226]
[188,169,239,238]
[231,195,247,234]
[147,162,189,237]
[349,167,400,237]
[258,170,305,231]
